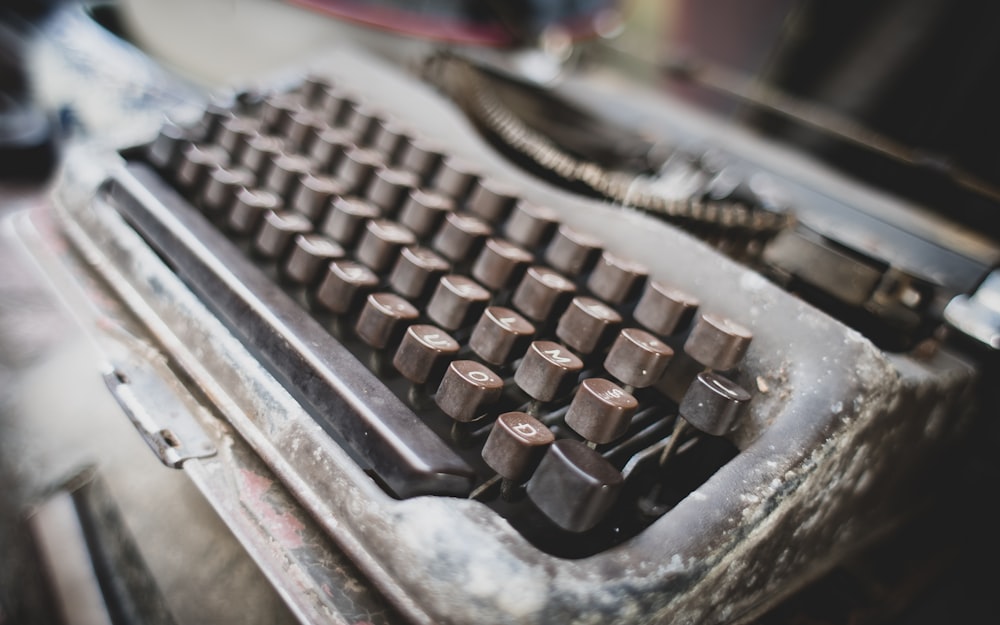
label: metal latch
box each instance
[103,359,217,468]
[944,269,1000,350]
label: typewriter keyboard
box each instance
[114,72,758,557]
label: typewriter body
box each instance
[13,1,999,624]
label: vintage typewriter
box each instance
[23,1,1000,623]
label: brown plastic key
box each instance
[290,173,346,222]
[200,166,254,217]
[355,219,416,273]
[397,189,455,240]
[435,360,504,424]
[465,178,518,223]
[468,306,536,367]
[471,238,534,291]
[312,259,379,315]
[319,196,381,247]
[431,156,480,202]
[365,167,420,215]
[587,252,649,305]
[525,439,624,533]
[354,292,420,350]
[514,340,583,406]
[684,313,753,371]
[226,188,281,236]
[426,275,491,331]
[564,378,638,445]
[604,328,674,391]
[335,145,385,192]
[253,210,313,260]
[503,201,558,250]
[387,246,451,301]
[392,324,460,386]
[511,266,576,325]
[544,226,602,277]
[282,233,345,286]
[555,296,622,356]
[481,411,554,483]
[633,280,699,337]
[431,212,493,265]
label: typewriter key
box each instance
[555,297,622,356]
[565,378,638,445]
[526,439,624,533]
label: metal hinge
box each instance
[102,359,217,468]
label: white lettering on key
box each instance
[513,422,538,437]
[468,370,492,383]
[543,348,572,364]
[422,332,451,347]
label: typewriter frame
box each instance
[38,45,981,625]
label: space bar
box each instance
[105,163,475,498]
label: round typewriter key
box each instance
[284,108,327,150]
[679,371,751,436]
[216,116,262,158]
[431,212,493,265]
[398,137,443,180]
[147,120,188,170]
[587,252,648,305]
[253,209,313,260]
[318,84,356,125]
[320,196,381,247]
[604,328,674,390]
[339,101,377,142]
[307,126,353,170]
[393,324,460,385]
[435,361,504,423]
[431,155,480,202]
[354,292,419,349]
[194,96,235,142]
[176,143,228,193]
[264,152,315,199]
[514,340,583,403]
[227,188,281,235]
[555,296,622,356]
[355,219,416,273]
[469,306,535,366]
[200,165,254,216]
[290,172,346,222]
[388,246,451,301]
[259,92,301,132]
[365,167,419,214]
[240,134,286,177]
[511,266,576,324]
[525,439,624,533]
[633,280,699,337]
[313,259,378,315]
[465,178,517,223]
[481,412,554,482]
[335,145,385,193]
[298,73,330,105]
[370,117,410,161]
[543,225,602,277]
[565,378,638,444]
[426,275,491,331]
[471,238,534,291]
[503,201,558,250]
[397,189,454,240]
[684,313,753,371]
[282,233,345,285]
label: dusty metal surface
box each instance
[50,117,980,625]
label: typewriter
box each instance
[16,1,1000,623]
